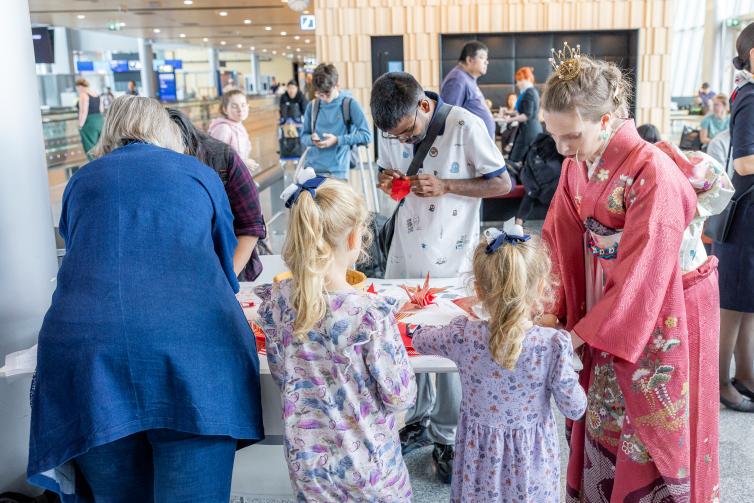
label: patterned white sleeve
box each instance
[464,112,506,177]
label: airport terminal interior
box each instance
[2,0,754,502]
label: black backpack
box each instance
[310,97,360,168]
[520,133,563,206]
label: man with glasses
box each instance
[371,72,511,483]
[300,63,371,179]
[440,41,496,139]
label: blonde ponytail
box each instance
[281,178,370,339]
[472,236,555,369]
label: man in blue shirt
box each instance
[300,63,372,179]
[440,41,496,138]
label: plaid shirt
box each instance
[225,153,267,281]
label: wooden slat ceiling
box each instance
[28,0,316,59]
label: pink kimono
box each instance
[543,121,720,502]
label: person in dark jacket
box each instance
[516,132,563,225]
[502,67,544,163]
[27,95,264,501]
[169,109,267,281]
[279,80,308,122]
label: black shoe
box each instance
[432,443,454,484]
[731,378,754,400]
[399,423,431,455]
[720,393,754,412]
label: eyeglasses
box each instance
[381,102,421,141]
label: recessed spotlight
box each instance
[220,40,226,45]
[203,37,209,42]
[286,46,291,50]
[250,46,255,50]
[77,14,86,19]
[296,48,301,52]
[265,26,272,31]
[262,49,267,53]
[179,33,186,38]
[294,35,300,40]
[288,54,294,59]
[280,31,287,36]
[282,52,286,56]
[304,39,310,43]
[237,44,243,48]
[153,28,161,33]
[303,10,310,14]
[272,50,277,55]
[244,19,251,24]
[119,22,127,27]
[183,0,193,4]
[218,11,228,16]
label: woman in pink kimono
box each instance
[540,50,721,502]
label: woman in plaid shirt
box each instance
[169,109,267,281]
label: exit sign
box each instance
[300,14,316,31]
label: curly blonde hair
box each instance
[472,235,555,369]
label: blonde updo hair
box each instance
[472,235,555,370]
[542,55,631,121]
[91,95,184,158]
[283,178,371,338]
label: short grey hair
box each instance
[92,95,184,158]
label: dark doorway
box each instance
[371,36,404,161]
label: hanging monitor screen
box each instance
[32,27,55,64]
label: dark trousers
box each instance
[75,429,237,502]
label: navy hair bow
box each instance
[484,227,531,254]
[283,175,328,208]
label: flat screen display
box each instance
[32,27,54,64]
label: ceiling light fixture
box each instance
[183,0,193,4]
[237,44,243,48]
[272,50,277,54]
[265,26,272,31]
[203,37,209,42]
[304,39,310,43]
[179,33,186,38]
[294,35,300,40]
[250,46,255,50]
[220,40,226,45]
[119,22,127,27]
[244,19,252,24]
[218,11,228,17]
[262,49,267,53]
[280,31,287,36]
[77,14,85,19]
[296,48,301,52]
[153,28,160,33]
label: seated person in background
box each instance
[498,92,518,117]
[169,109,267,281]
[300,63,371,179]
[412,225,586,502]
[637,123,662,143]
[279,80,307,123]
[698,82,716,114]
[700,93,730,145]
[208,89,259,169]
[707,129,732,175]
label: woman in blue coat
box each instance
[27,96,264,501]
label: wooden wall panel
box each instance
[315,0,673,132]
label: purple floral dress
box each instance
[255,280,417,502]
[412,317,587,503]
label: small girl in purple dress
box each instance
[412,225,586,502]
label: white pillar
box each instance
[51,27,74,75]
[138,37,156,98]
[249,52,261,95]
[208,48,219,97]
[700,0,719,89]
[0,0,59,493]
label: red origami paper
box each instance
[399,273,446,311]
[367,283,377,295]
[452,296,480,319]
[390,178,411,201]
[397,323,420,356]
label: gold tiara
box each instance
[549,42,582,81]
